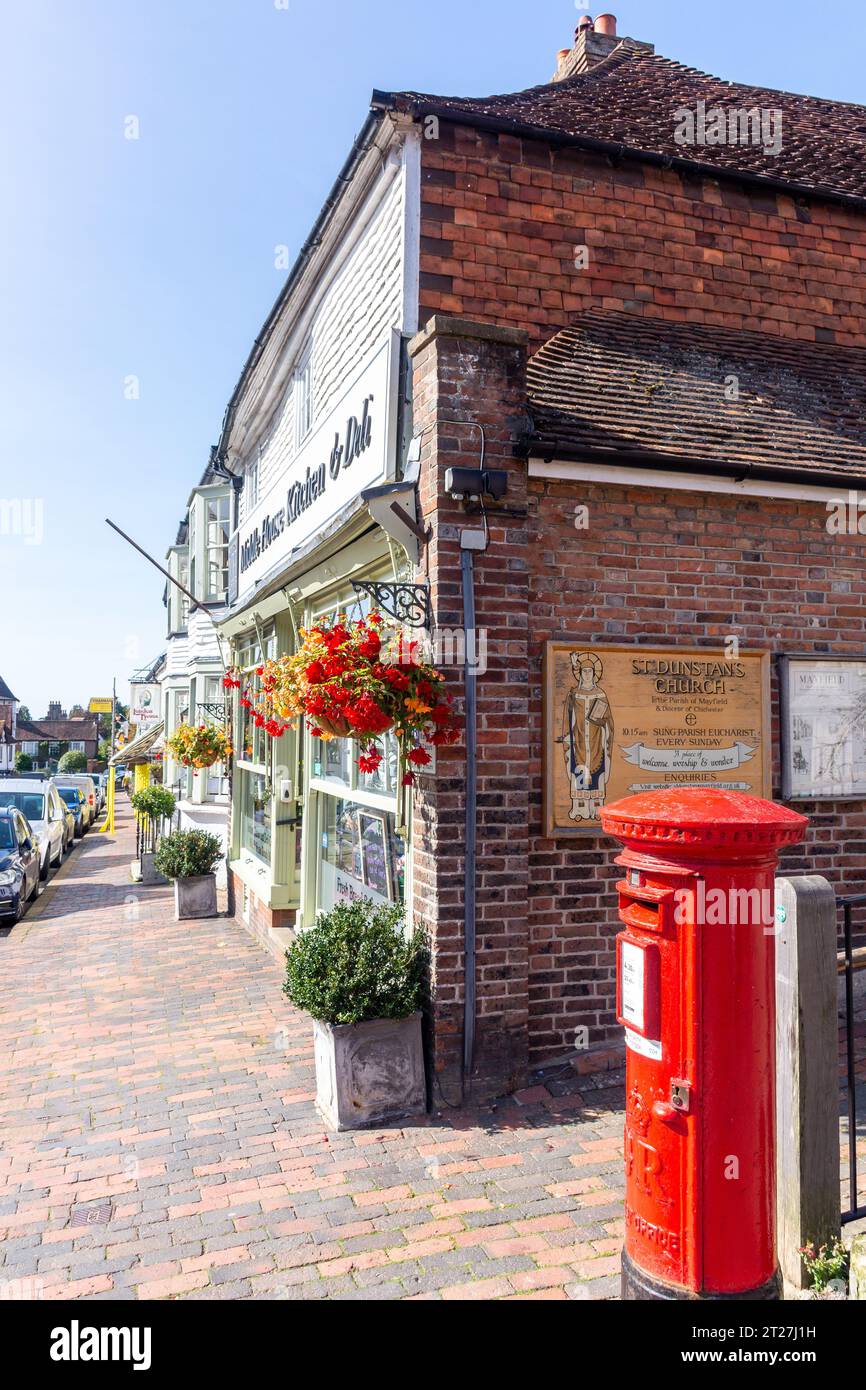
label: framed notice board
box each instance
[779,653,866,801]
[542,643,771,836]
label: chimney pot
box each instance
[594,13,617,36]
[576,14,594,34]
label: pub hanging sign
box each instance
[542,643,771,836]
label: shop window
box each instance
[305,581,407,919]
[317,797,405,913]
[234,629,277,866]
[240,770,272,865]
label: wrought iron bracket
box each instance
[198,702,226,724]
[350,581,432,630]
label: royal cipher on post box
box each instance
[599,788,807,1301]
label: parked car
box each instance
[95,772,109,811]
[0,806,41,922]
[54,774,98,830]
[114,764,127,789]
[0,779,65,879]
[57,785,86,840]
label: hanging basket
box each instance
[313,714,353,738]
[243,611,460,776]
[312,713,396,740]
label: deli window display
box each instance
[303,582,408,921]
[316,797,405,911]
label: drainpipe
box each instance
[460,542,478,1085]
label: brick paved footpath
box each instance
[0,801,626,1301]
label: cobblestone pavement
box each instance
[0,802,627,1302]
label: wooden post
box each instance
[774,875,841,1292]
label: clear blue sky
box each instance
[2,0,864,716]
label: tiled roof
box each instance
[525,311,866,482]
[380,45,866,203]
[0,675,17,702]
[16,718,100,745]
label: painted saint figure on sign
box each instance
[558,650,615,821]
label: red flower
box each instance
[401,772,415,786]
[358,748,383,774]
[345,695,392,735]
[305,660,326,685]
[384,668,411,691]
[428,728,457,746]
[408,747,431,767]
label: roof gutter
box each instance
[371,90,866,214]
[215,107,388,471]
[524,437,866,491]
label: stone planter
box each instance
[139,852,168,885]
[312,1011,426,1131]
[174,873,218,920]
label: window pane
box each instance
[318,798,404,912]
[240,771,271,863]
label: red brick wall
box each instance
[409,317,532,1103]
[230,869,297,962]
[411,316,866,1076]
[419,123,866,350]
[526,480,866,1062]
[411,118,866,1073]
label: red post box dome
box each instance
[601,787,807,861]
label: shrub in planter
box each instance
[153,829,223,920]
[130,785,177,823]
[284,898,428,1129]
[130,785,177,872]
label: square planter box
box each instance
[174,873,218,920]
[313,1011,426,1131]
[140,852,168,885]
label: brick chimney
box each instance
[552,13,654,82]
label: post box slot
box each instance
[620,899,662,932]
[615,879,675,934]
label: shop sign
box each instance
[129,683,160,732]
[543,643,770,836]
[230,331,401,606]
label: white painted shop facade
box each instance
[215,121,421,948]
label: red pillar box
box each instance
[599,788,808,1301]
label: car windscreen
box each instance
[0,792,44,822]
[58,788,80,807]
[0,820,15,849]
